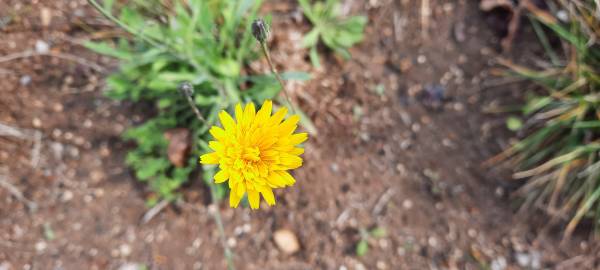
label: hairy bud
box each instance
[179,81,194,97]
[251,19,269,43]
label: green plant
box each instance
[299,0,367,68]
[355,227,386,257]
[86,0,309,203]
[495,1,600,236]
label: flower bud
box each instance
[251,19,269,43]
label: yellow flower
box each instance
[200,100,307,209]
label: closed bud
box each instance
[251,19,269,43]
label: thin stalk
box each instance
[259,41,296,114]
[208,184,235,270]
[179,82,206,121]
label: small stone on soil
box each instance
[20,75,31,86]
[35,241,47,252]
[273,229,300,254]
[402,199,413,209]
[61,190,73,202]
[32,118,41,128]
[119,243,132,257]
[35,40,49,53]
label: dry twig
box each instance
[0,50,105,73]
[0,123,42,167]
[0,168,37,210]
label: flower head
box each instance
[200,100,307,209]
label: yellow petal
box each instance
[291,147,304,155]
[209,141,225,152]
[259,186,276,206]
[255,100,273,123]
[280,153,303,169]
[214,170,229,183]
[236,181,246,197]
[235,103,244,124]
[280,171,296,186]
[209,126,227,141]
[269,107,288,126]
[267,171,286,188]
[229,191,242,208]
[278,115,300,135]
[200,152,219,164]
[243,102,256,127]
[248,189,260,209]
[219,110,236,132]
[289,133,308,145]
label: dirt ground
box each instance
[1,0,598,269]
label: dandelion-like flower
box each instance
[200,100,307,209]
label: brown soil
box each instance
[0,0,597,270]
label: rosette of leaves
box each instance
[298,0,367,68]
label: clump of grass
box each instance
[299,0,367,68]
[495,0,600,236]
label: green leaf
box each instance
[370,227,386,238]
[309,46,321,68]
[356,240,369,257]
[136,158,170,180]
[120,6,145,31]
[302,28,321,48]
[43,223,56,241]
[213,58,241,77]
[84,41,132,60]
[523,96,553,115]
[373,84,385,96]
[574,121,600,129]
[105,75,132,99]
[103,0,115,13]
[280,71,311,81]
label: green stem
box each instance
[208,183,235,270]
[259,42,296,114]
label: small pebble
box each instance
[428,236,438,248]
[20,75,31,86]
[411,123,421,133]
[119,244,132,257]
[32,118,41,128]
[35,241,47,252]
[227,237,237,248]
[400,140,412,150]
[52,103,63,112]
[273,229,300,254]
[402,199,413,209]
[61,190,74,202]
[35,40,49,53]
